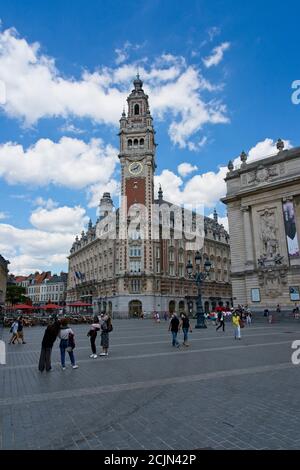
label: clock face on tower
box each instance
[129,161,143,175]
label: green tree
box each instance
[6,285,31,305]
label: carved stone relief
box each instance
[247,164,279,185]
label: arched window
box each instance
[128,139,132,148]
[140,138,144,147]
[134,104,139,115]
[133,138,138,147]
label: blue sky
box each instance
[0,0,299,274]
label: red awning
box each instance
[39,304,60,310]
[67,301,92,307]
[12,304,33,310]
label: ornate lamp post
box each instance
[186,252,212,329]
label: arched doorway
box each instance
[178,300,185,313]
[129,300,142,318]
[169,300,176,314]
[204,301,210,313]
[211,301,217,311]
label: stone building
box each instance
[26,272,68,305]
[0,254,9,307]
[67,76,232,317]
[222,141,300,312]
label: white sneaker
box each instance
[72,365,79,369]
[90,354,95,358]
[93,354,98,359]
[99,352,106,356]
[62,366,66,370]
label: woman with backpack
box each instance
[58,318,78,370]
[38,317,61,372]
[100,314,113,356]
[87,315,100,358]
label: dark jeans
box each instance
[60,339,75,367]
[171,331,179,346]
[182,328,189,343]
[90,334,97,354]
[38,347,52,372]
[216,320,225,331]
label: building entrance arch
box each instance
[129,300,142,318]
[169,300,176,314]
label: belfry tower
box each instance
[118,75,157,276]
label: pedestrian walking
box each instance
[38,317,61,372]
[232,311,241,340]
[168,313,180,348]
[16,316,26,344]
[179,313,192,346]
[246,310,252,326]
[87,315,100,358]
[8,319,19,344]
[268,311,273,324]
[163,311,168,321]
[100,314,113,356]
[58,318,78,370]
[216,310,225,332]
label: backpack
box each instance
[67,332,75,351]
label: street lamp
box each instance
[186,252,212,329]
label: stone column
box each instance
[241,205,254,267]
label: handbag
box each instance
[239,319,245,328]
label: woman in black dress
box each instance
[38,318,60,372]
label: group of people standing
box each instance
[38,313,113,372]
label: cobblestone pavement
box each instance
[1,318,300,450]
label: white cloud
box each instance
[0,136,118,190]
[60,123,85,134]
[33,197,58,210]
[233,138,292,169]
[87,179,120,208]
[154,166,227,209]
[177,162,198,177]
[208,213,229,231]
[155,137,290,212]
[0,222,74,275]
[30,205,89,233]
[0,202,90,274]
[0,211,9,220]
[0,26,229,149]
[115,41,145,65]
[203,42,230,68]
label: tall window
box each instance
[133,138,138,147]
[140,138,144,147]
[156,261,161,273]
[130,260,141,273]
[134,104,139,115]
[128,139,132,148]
[130,246,141,257]
[131,279,141,293]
